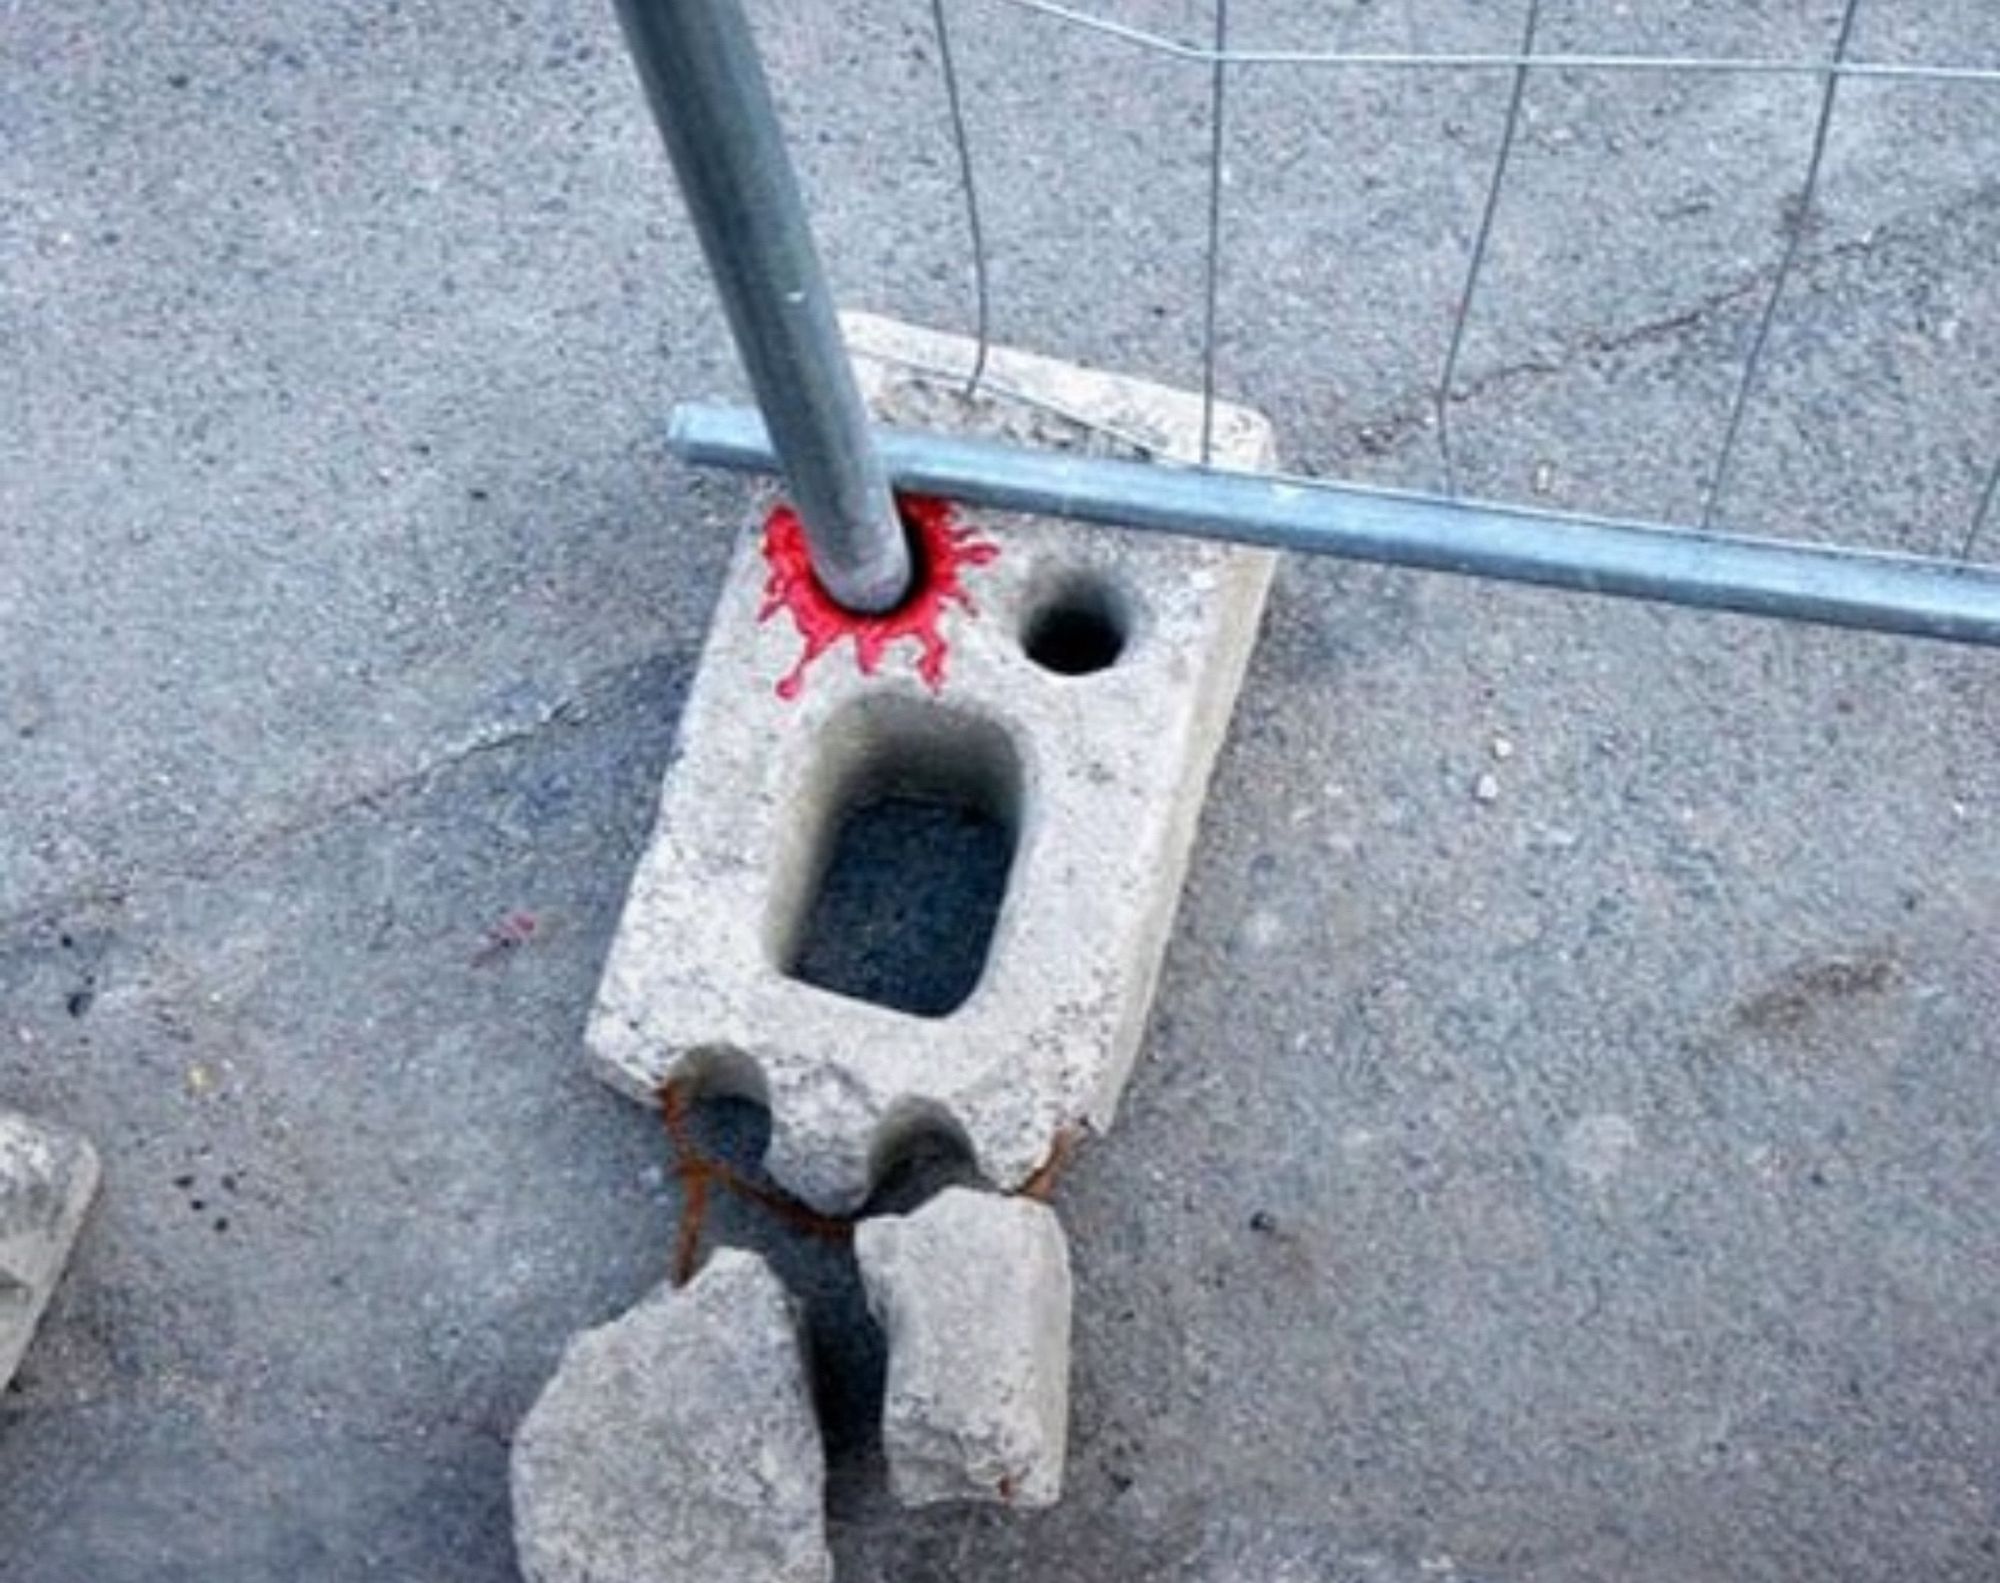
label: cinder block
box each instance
[0,1109,99,1392]
[589,313,1276,1212]
[510,1250,830,1583]
[856,1187,1073,1508]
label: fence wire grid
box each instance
[777,0,2000,572]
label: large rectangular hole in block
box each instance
[773,699,1022,1019]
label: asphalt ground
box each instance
[3,1,1997,1578]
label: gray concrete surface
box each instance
[2,0,1996,1579]
[591,311,1275,1211]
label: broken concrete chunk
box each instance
[510,1249,831,1583]
[856,1186,1073,1509]
[0,1109,100,1392]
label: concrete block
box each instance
[856,1187,1074,1508]
[510,1249,830,1583]
[589,312,1277,1212]
[0,1109,99,1392]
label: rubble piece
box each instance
[510,1249,830,1583]
[856,1186,1073,1508]
[0,1109,100,1391]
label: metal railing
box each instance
[615,0,2000,644]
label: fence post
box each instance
[613,0,912,613]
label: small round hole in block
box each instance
[1021,577,1128,676]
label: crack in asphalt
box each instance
[0,649,684,946]
[1346,181,1999,467]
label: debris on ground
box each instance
[0,1110,99,1392]
[511,1250,831,1583]
[857,1186,1073,1509]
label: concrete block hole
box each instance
[1020,570,1131,676]
[773,696,1022,1018]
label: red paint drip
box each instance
[758,494,999,700]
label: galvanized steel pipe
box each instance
[614,0,910,612]
[670,403,2000,649]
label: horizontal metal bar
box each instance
[991,0,2000,83]
[670,403,2000,649]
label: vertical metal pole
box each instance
[613,0,911,613]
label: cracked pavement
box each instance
[4,0,1998,1578]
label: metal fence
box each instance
[619,0,2000,645]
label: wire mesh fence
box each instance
[749,0,1998,580]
